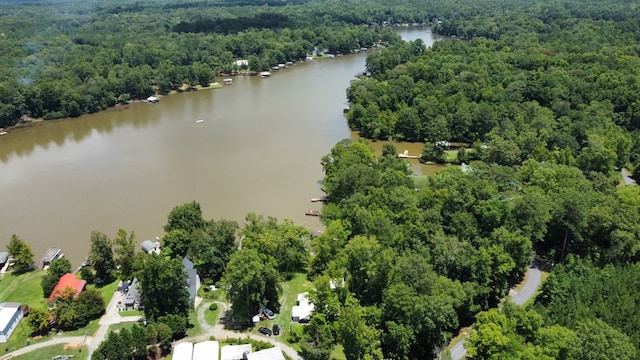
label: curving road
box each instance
[448,265,543,360]
[0,336,89,360]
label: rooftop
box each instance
[246,347,285,360]
[221,344,252,360]
[173,342,193,360]
[193,340,220,360]
[47,273,86,303]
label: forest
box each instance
[3,0,640,359]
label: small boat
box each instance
[305,209,321,216]
[259,71,271,78]
[0,131,7,136]
[398,150,419,159]
[196,119,204,123]
[310,196,329,203]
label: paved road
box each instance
[448,266,543,360]
[622,169,637,185]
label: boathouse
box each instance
[41,247,62,270]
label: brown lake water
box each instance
[0,27,441,266]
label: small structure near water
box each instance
[305,209,320,216]
[145,96,160,103]
[223,78,233,85]
[41,247,63,270]
[398,150,419,159]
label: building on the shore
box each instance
[47,273,86,303]
[141,240,160,254]
[0,252,8,267]
[0,302,23,343]
[41,247,62,270]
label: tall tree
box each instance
[113,228,136,281]
[138,254,190,322]
[164,201,206,234]
[222,248,279,323]
[6,234,34,273]
[187,219,238,282]
[89,231,115,282]
[41,257,72,298]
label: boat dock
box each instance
[398,150,419,159]
[41,247,63,270]
[305,209,321,216]
[310,196,329,203]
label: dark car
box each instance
[262,308,275,320]
[272,324,281,336]
[258,327,272,336]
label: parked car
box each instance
[273,324,281,336]
[258,327,272,336]
[262,308,275,320]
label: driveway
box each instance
[177,301,303,360]
[448,265,543,360]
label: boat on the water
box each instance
[310,196,329,203]
[196,119,204,123]
[305,209,321,216]
[398,150,419,159]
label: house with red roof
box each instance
[47,273,86,303]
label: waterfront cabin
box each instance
[0,252,8,267]
[141,240,160,254]
[47,273,86,303]
[223,78,233,85]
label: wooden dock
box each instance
[310,196,329,203]
[305,209,321,216]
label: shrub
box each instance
[209,303,218,311]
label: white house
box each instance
[193,340,219,360]
[246,347,285,360]
[221,344,252,360]
[0,303,23,343]
[173,342,193,360]
[291,292,314,322]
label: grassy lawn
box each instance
[204,304,220,327]
[187,308,203,337]
[108,322,136,333]
[330,344,347,360]
[87,278,119,305]
[119,310,143,317]
[0,270,47,309]
[9,344,88,360]
[248,273,312,350]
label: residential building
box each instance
[183,256,199,304]
[47,273,86,303]
[0,303,23,343]
[193,340,220,360]
[221,344,252,360]
[173,342,193,360]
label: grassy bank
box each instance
[9,344,88,360]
